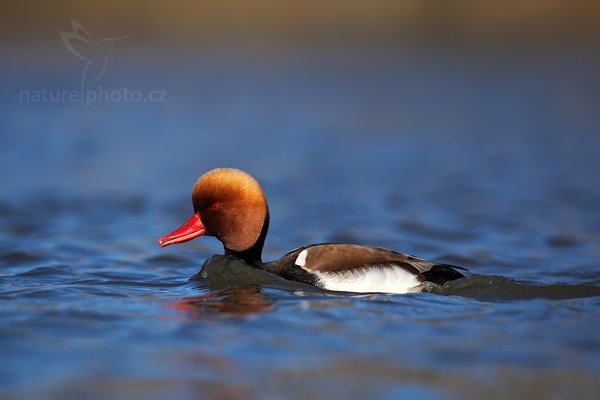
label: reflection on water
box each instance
[171,288,273,317]
[1,49,600,399]
[169,273,600,319]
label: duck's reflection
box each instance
[172,287,273,317]
[170,254,322,317]
[169,254,275,316]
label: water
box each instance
[1,48,600,399]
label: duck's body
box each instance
[159,168,465,294]
[261,244,464,294]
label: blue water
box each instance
[1,48,600,399]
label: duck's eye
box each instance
[211,202,222,211]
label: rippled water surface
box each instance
[1,50,600,399]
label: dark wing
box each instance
[279,244,437,275]
[263,244,467,286]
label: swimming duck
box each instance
[159,168,465,294]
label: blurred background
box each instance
[4,0,600,44]
[1,1,600,399]
[2,0,600,200]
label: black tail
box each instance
[422,264,467,285]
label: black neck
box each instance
[224,209,269,267]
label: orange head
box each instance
[159,168,269,257]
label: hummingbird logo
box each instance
[60,19,134,97]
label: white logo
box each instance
[60,19,134,94]
[18,20,166,106]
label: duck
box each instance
[159,168,465,294]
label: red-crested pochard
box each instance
[159,168,465,294]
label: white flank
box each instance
[295,249,308,267]
[313,265,422,294]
